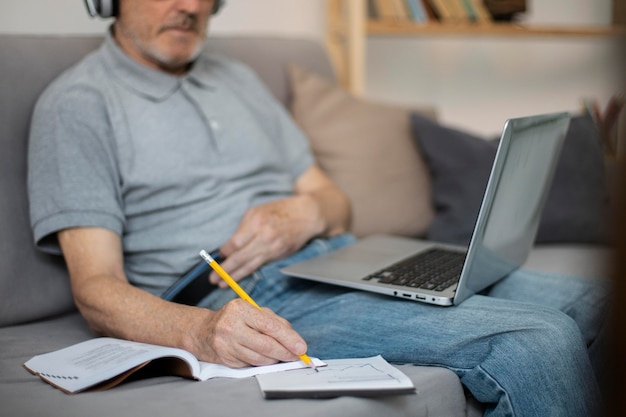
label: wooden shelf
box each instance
[326,0,626,95]
[367,21,626,37]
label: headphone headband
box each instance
[84,0,225,18]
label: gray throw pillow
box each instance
[411,112,612,246]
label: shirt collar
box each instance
[100,28,216,101]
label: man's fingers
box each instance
[247,306,307,359]
[213,334,285,368]
[207,300,306,366]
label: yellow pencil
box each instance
[199,249,317,371]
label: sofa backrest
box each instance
[0,35,335,327]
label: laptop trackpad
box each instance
[282,235,435,281]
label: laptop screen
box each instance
[456,113,571,301]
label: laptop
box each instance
[281,112,571,306]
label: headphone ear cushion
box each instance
[100,0,118,18]
[84,0,98,17]
[212,0,225,15]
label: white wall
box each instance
[366,36,622,136]
[1,0,621,136]
[522,0,612,26]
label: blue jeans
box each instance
[200,234,608,417]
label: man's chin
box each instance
[169,36,204,58]
[149,42,204,72]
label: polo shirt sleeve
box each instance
[28,83,125,254]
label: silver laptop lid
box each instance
[453,112,571,304]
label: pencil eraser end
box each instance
[199,250,213,263]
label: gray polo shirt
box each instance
[28,31,314,294]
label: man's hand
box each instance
[210,165,350,286]
[191,299,308,367]
[211,195,319,285]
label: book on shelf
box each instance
[374,0,400,20]
[423,0,491,24]
[372,0,412,21]
[468,0,493,23]
[426,0,454,22]
[404,0,429,23]
[420,0,439,22]
[459,0,478,22]
[23,337,324,394]
[370,0,432,24]
[392,0,411,20]
[444,0,470,23]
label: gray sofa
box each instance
[0,34,611,417]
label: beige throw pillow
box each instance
[288,64,434,238]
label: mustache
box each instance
[159,13,199,33]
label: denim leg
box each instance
[486,268,610,384]
[250,236,601,417]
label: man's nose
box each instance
[175,0,208,14]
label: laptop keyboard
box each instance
[363,248,466,292]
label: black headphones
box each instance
[84,0,225,18]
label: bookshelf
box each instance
[326,0,626,95]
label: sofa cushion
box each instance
[411,111,612,246]
[0,36,107,327]
[0,314,476,417]
[288,64,434,238]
